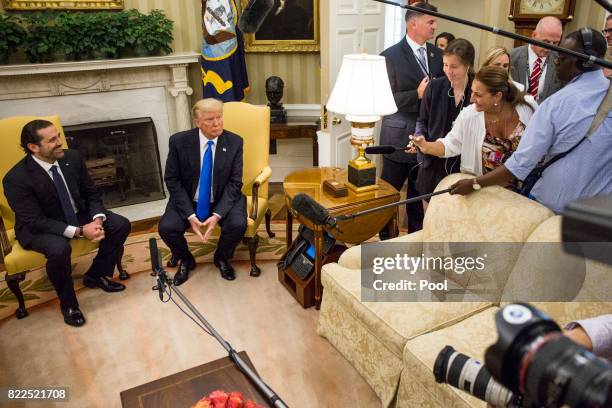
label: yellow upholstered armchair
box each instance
[0,116,124,319]
[222,102,274,276]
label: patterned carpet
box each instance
[0,223,291,321]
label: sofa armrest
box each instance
[338,230,425,270]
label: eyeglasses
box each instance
[603,28,612,35]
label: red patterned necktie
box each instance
[528,58,543,99]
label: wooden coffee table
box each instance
[120,351,270,408]
[282,167,400,309]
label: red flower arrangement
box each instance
[192,390,265,408]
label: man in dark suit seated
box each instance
[2,120,131,327]
[379,1,443,235]
[159,98,246,284]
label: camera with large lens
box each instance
[435,303,612,407]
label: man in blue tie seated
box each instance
[159,98,247,283]
[2,120,131,327]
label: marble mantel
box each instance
[0,52,200,132]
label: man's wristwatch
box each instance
[76,226,83,238]
[472,178,481,191]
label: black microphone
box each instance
[237,0,275,33]
[290,193,339,230]
[149,238,164,301]
[365,145,405,154]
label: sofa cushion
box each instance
[321,263,492,358]
[399,306,500,407]
[423,174,554,243]
[337,230,423,270]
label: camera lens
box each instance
[434,345,516,407]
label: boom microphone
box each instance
[237,0,275,34]
[365,145,404,154]
[149,238,164,301]
[291,193,339,230]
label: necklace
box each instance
[485,102,504,124]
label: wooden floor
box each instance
[0,259,380,408]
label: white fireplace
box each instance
[0,53,200,221]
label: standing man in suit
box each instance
[159,98,247,284]
[3,120,130,327]
[510,16,564,102]
[379,1,443,236]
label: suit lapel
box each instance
[519,48,529,87]
[401,40,426,80]
[425,43,439,77]
[213,131,228,199]
[189,129,201,195]
[25,155,58,200]
[58,155,80,202]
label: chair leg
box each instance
[117,246,130,280]
[247,235,261,277]
[265,208,275,238]
[5,272,28,319]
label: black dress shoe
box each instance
[83,275,126,292]
[167,254,179,268]
[173,259,196,286]
[62,307,86,327]
[214,257,236,281]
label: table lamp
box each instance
[326,54,397,193]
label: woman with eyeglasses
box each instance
[481,46,525,91]
[411,39,474,208]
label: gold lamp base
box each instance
[346,124,379,193]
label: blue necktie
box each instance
[50,165,78,226]
[196,140,214,221]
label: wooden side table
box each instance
[281,167,400,309]
[270,121,319,166]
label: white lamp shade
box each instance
[326,54,398,123]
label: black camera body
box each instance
[435,196,612,407]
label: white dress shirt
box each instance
[406,34,429,75]
[527,46,548,98]
[438,95,538,176]
[31,154,105,238]
[189,130,221,221]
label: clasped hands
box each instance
[82,217,105,242]
[189,214,220,243]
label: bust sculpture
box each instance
[265,76,287,123]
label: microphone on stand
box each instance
[290,190,453,234]
[237,0,275,33]
[290,193,341,232]
[149,238,165,301]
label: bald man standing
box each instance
[510,16,564,102]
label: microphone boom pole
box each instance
[336,188,452,222]
[373,0,612,70]
[164,282,289,408]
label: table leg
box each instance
[389,210,399,239]
[286,210,293,249]
[314,230,324,310]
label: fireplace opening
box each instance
[64,117,166,209]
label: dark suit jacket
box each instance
[509,45,564,102]
[379,39,443,163]
[415,75,473,168]
[164,128,243,220]
[2,150,106,248]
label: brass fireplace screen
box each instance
[0,0,124,10]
